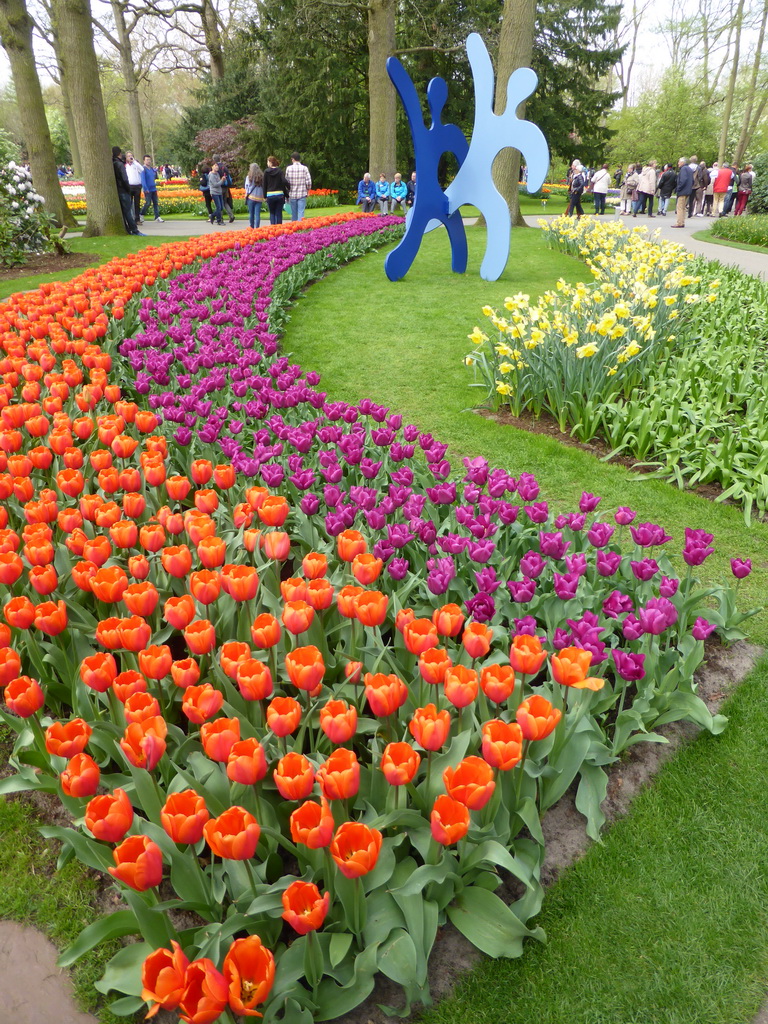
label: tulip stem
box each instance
[514,740,530,811]
[323,849,335,905]
[27,714,55,774]
[244,857,257,895]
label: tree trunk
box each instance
[367,0,396,179]
[718,0,744,164]
[0,0,77,227]
[58,60,82,177]
[110,0,145,157]
[733,0,768,165]
[51,0,125,235]
[494,0,538,227]
[201,0,225,82]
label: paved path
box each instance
[523,211,768,279]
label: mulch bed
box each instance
[0,252,100,283]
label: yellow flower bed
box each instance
[465,217,719,440]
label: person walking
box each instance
[671,157,693,227]
[389,172,408,214]
[207,162,225,224]
[590,163,611,214]
[284,152,312,221]
[375,173,390,215]
[244,163,264,228]
[692,161,709,215]
[198,162,214,221]
[140,156,164,223]
[125,152,144,224]
[657,164,676,216]
[713,162,733,218]
[357,172,376,212]
[723,166,740,215]
[735,164,753,215]
[635,161,658,217]
[620,165,638,214]
[111,146,142,235]
[703,163,716,215]
[263,156,288,224]
[213,155,235,221]
[566,162,586,218]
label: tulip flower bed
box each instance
[64,189,339,218]
[0,210,754,1024]
[467,216,768,521]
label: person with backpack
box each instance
[566,161,586,218]
[198,162,214,221]
[263,156,289,224]
[213,155,235,222]
[692,161,710,216]
[657,164,677,216]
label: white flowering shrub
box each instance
[0,161,59,267]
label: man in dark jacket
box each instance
[671,158,693,227]
[112,146,142,235]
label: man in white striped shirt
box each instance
[285,152,312,221]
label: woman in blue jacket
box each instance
[389,172,407,214]
[356,173,376,212]
[375,174,390,214]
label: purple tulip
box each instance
[602,590,634,619]
[659,576,680,597]
[579,492,601,513]
[630,522,673,548]
[730,558,752,579]
[691,617,717,640]
[514,615,540,637]
[612,650,646,681]
[596,550,622,577]
[553,572,580,600]
[622,613,644,641]
[587,522,615,548]
[520,550,547,579]
[539,531,570,559]
[614,506,637,526]
[630,558,660,582]
[508,577,537,603]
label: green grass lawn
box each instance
[692,228,768,255]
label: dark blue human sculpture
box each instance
[384,62,469,282]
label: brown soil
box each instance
[0,251,99,282]
[336,639,762,1024]
[479,408,733,509]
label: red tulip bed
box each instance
[0,210,754,1024]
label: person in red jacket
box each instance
[712,163,733,218]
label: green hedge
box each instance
[709,214,768,249]
[750,153,768,214]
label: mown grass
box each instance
[692,228,768,256]
[283,223,768,643]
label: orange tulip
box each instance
[45,717,91,757]
[317,747,360,801]
[273,752,315,800]
[305,578,334,611]
[34,600,67,635]
[262,530,290,560]
[5,595,36,629]
[128,554,150,580]
[403,618,439,655]
[282,880,330,934]
[265,696,302,737]
[138,644,172,680]
[444,664,479,709]
[432,603,465,637]
[183,619,216,656]
[481,719,523,771]
[179,958,229,1024]
[364,671,408,717]
[120,717,167,771]
[290,798,334,849]
[141,941,189,1019]
[79,652,118,693]
[443,756,496,810]
[171,658,201,689]
[0,552,23,585]
[336,584,363,618]
[0,646,21,685]
[430,795,470,845]
[354,589,388,627]
[509,633,547,676]
[109,835,163,891]
[337,529,366,561]
[418,647,452,686]
[250,613,281,649]
[462,621,493,659]
[139,523,165,552]
[113,670,148,702]
[119,615,152,653]
[90,566,129,604]
[222,935,275,1019]
[409,704,451,751]
[551,646,593,687]
[166,475,191,501]
[182,684,224,724]
[123,691,161,724]
[284,645,324,692]
[226,737,267,785]
[123,582,159,617]
[189,570,221,605]
[213,463,235,489]
[200,716,241,762]
[319,699,357,744]
[161,789,210,844]
[236,659,273,701]
[204,805,260,860]
[85,787,133,841]
[219,641,251,679]
[302,551,327,579]
[220,564,259,602]
[480,663,516,704]
[257,494,289,527]
[161,544,193,578]
[164,594,197,630]
[330,821,382,878]
[381,742,421,786]
[281,599,315,635]
[281,577,307,602]
[351,552,382,585]
[4,674,44,717]
[60,752,100,798]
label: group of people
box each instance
[357,172,416,214]
[566,157,755,226]
[111,147,166,235]
[196,152,312,228]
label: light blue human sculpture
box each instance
[385,32,549,283]
[384,62,469,281]
[445,33,549,281]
